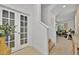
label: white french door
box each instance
[0,6,28,53]
[19,14,28,49]
[1,8,16,52]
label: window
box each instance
[20,15,24,20]
[20,28,24,32]
[10,12,15,19]
[20,15,27,45]
[20,40,24,45]
[25,39,27,43]
[2,18,8,25]
[10,41,14,48]
[25,16,27,21]
[25,28,27,32]
[20,21,24,26]
[10,20,14,26]
[20,34,24,38]
[2,10,8,18]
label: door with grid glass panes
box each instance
[1,8,28,52]
[20,15,27,47]
[2,9,15,52]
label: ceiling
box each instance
[4,4,36,14]
[42,4,78,22]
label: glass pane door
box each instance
[2,10,15,48]
[20,15,27,45]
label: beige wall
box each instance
[75,7,79,34]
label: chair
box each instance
[0,37,11,55]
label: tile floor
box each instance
[12,46,41,55]
[12,36,74,55]
[50,36,73,55]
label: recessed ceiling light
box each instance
[62,5,66,8]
